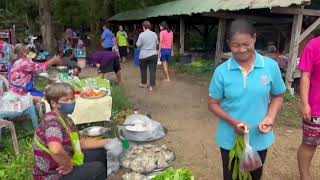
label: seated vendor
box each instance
[90,51,122,84]
[33,82,112,180]
[9,43,61,97]
[62,49,77,70]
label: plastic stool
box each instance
[0,119,19,155]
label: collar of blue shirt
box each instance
[227,51,265,70]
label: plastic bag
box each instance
[239,133,262,172]
[134,48,140,66]
[122,114,165,142]
[157,55,162,65]
[104,138,123,177]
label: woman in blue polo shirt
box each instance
[208,19,286,180]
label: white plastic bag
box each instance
[239,133,262,172]
[104,138,123,177]
[122,114,165,142]
[157,55,162,65]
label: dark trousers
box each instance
[220,148,268,180]
[139,55,158,87]
[61,148,106,180]
[104,47,112,51]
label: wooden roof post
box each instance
[180,17,185,54]
[286,9,303,95]
[215,18,226,67]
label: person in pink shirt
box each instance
[298,36,320,180]
[9,43,60,98]
[159,21,173,82]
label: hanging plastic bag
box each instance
[239,132,262,172]
[134,48,140,66]
[157,53,162,65]
[105,138,123,177]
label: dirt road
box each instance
[99,62,320,180]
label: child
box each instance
[62,49,77,69]
[112,36,120,58]
[71,66,81,77]
[76,38,86,69]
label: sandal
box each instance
[138,83,148,88]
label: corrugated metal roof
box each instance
[109,0,310,21]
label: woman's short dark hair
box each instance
[45,82,74,108]
[160,21,171,32]
[142,21,152,30]
[228,19,256,40]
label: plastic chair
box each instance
[0,105,39,145]
[0,119,19,155]
[0,105,39,129]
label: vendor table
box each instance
[45,95,112,125]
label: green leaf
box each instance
[228,149,236,170]
[232,158,239,180]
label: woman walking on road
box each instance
[208,19,286,180]
[297,36,320,180]
[159,21,174,82]
[136,21,159,92]
[117,25,129,62]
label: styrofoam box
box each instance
[0,95,33,112]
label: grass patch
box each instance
[111,85,133,115]
[171,57,214,77]
[277,91,301,128]
[0,122,34,180]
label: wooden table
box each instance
[45,95,112,125]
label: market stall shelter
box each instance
[110,0,320,94]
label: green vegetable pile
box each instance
[152,169,194,180]
[68,77,110,90]
[229,136,252,180]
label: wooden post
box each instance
[286,11,303,94]
[214,18,226,67]
[180,18,185,54]
[299,17,320,43]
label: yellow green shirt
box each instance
[116,31,128,47]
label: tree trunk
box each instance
[39,0,53,52]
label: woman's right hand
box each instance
[56,162,73,175]
[234,121,249,135]
[301,103,311,121]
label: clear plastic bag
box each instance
[105,138,123,177]
[122,114,165,142]
[239,133,262,172]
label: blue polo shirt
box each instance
[102,29,113,48]
[209,52,286,151]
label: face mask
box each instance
[59,103,75,114]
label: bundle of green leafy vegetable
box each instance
[68,77,110,90]
[152,169,194,180]
[229,136,252,180]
